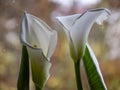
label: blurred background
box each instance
[0,0,120,90]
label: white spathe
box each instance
[57,8,110,61]
[20,12,57,88]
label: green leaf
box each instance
[17,45,29,90]
[83,44,107,90]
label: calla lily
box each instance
[57,8,110,62]
[20,12,57,89]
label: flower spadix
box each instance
[57,8,110,62]
[20,12,57,88]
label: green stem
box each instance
[74,60,83,90]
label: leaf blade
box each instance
[17,45,29,90]
[83,44,107,90]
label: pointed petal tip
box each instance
[23,11,28,17]
[23,11,27,16]
[23,11,31,18]
[24,11,27,14]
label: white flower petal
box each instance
[70,9,110,59]
[56,8,110,60]
[57,14,81,30]
[20,12,57,88]
[20,12,57,58]
[96,12,109,25]
[57,14,82,60]
[27,47,51,88]
[46,30,57,59]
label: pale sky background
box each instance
[78,0,101,6]
[50,0,101,7]
[50,0,101,16]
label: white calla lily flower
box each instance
[57,8,110,62]
[20,12,57,88]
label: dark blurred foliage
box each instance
[0,0,120,90]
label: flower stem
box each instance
[74,60,83,90]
